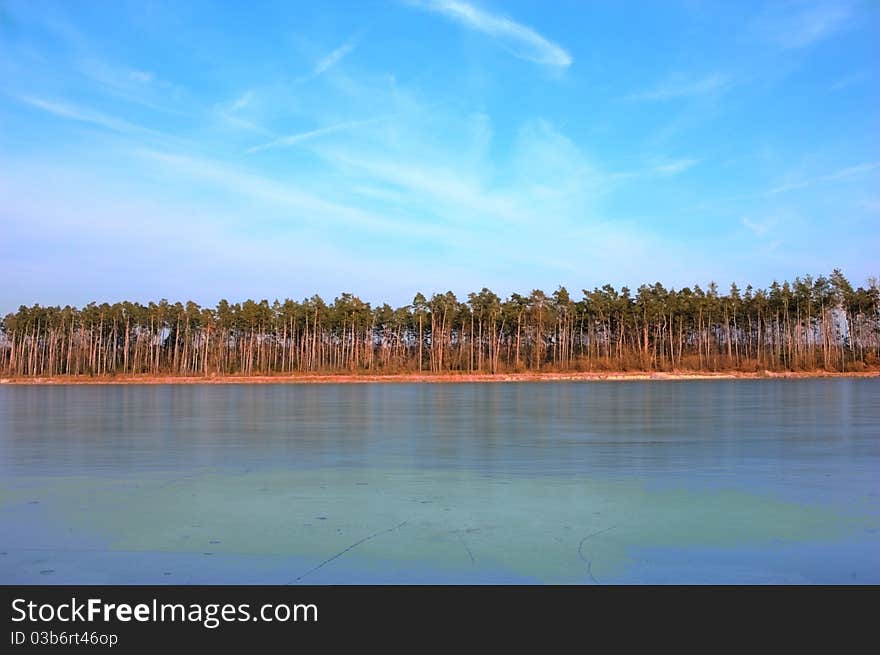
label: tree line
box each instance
[2,270,878,378]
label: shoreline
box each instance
[2,370,879,385]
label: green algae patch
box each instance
[2,467,866,583]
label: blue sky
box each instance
[1,0,878,311]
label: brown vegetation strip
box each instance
[4,272,878,380]
[3,370,879,385]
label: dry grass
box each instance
[3,369,879,385]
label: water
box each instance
[1,380,878,584]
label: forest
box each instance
[1,270,878,378]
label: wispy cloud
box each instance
[623,73,730,102]
[767,161,880,195]
[74,59,188,116]
[409,0,572,68]
[214,90,277,136]
[17,95,158,135]
[219,112,275,137]
[741,216,775,236]
[128,70,154,83]
[652,158,698,175]
[757,1,854,50]
[135,148,460,243]
[609,157,699,182]
[245,115,393,154]
[320,148,530,225]
[829,70,866,92]
[229,90,254,112]
[313,40,357,77]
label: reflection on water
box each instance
[1,380,878,583]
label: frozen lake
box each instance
[1,380,878,583]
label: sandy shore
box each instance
[2,370,878,385]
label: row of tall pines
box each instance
[2,270,878,377]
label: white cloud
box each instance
[410,0,572,68]
[623,74,730,102]
[74,59,187,116]
[17,96,158,135]
[859,199,880,213]
[128,70,154,83]
[0,158,455,309]
[757,1,854,50]
[230,90,254,112]
[828,71,866,92]
[767,161,880,195]
[313,40,357,76]
[741,216,774,236]
[212,90,279,137]
[652,158,698,175]
[608,157,699,181]
[245,115,394,154]
[134,148,453,242]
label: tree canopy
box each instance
[2,270,878,377]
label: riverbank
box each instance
[2,369,879,385]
